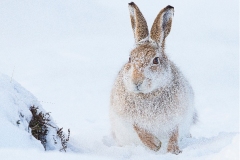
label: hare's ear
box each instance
[128,2,149,45]
[150,5,174,46]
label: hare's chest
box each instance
[123,94,183,127]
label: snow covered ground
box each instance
[0,0,239,159]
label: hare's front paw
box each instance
[150,136,162,151]
[167,128,182,154]
[168,146,182,155]
[134,125,162,151]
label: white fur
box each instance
[136,36,149,46]
[128,5,135,17]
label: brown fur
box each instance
[128,43,170,85]
[129,2,149,43]
[134,124,161,151]
[167,128,182,154]
[130,43,157,64]
[150,6,174,48]
[132,64,145,85]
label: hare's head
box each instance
[123,2,174,93]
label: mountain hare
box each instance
[110,2,197,154]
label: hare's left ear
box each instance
[150,5,174,46]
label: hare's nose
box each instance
[134,82,142,90]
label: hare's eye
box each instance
[128,57,131,63]
[153,57,159,64]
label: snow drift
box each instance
[0,74,69,151]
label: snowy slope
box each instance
[0,74,43,150]
[0,74,68,151]
[0,0,239,159]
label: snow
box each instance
[0,0,239,160]
[0,74,67,151]
[0,74,43,150]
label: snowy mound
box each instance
[0,74,68,151]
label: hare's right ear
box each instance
[128,2,149,45]
[150,5,174,47]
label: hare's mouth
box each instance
[133,87,141,93]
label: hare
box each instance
[110,2,197,154]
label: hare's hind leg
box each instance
[167,127,182,154]
[134,124,162,151]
